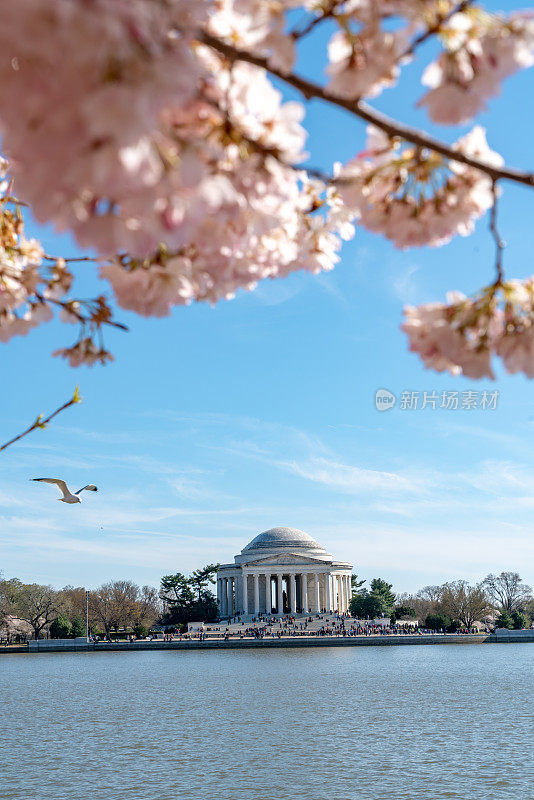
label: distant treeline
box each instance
[0,568,532,640]
[350,572,533,631]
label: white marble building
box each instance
[216,527,353,618]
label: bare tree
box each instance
[133,586,161,629]
[482,573,533,613]
[89,583,119,637]
[399,586,444,621]
[417,585,444,604]
[0,576,10,633]
[90,580,156,636]
[61,585,88,618]
[439,581,490,628]
[109,580,141,630]
[5,581,66,639]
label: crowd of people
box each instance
[198,613,485,640]
[79,613,487,643]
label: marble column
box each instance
[277,573,284,615]
[227,578,233,617]
[325,573,332,612]
[264,573,271,613]
[290,574,297,614]
[314,574,320,613]
[242,573,248,615]
[301,573,308,613]
[254,574,260,615]
[220,578,226,616]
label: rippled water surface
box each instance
[1,644,532,800]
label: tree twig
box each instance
[290,1,343,40]
[42,254,102,264]
[400,0,476,60]
[197,31,534,188]
[34,293,129,332]
[489,180,505,285]
[0,387,82,453]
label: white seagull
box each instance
[31,478,98,504]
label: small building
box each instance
[216,526,352,618]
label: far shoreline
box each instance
[2,631,534,654]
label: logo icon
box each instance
[375,388,396,412]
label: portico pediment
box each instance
[241,552,331,567]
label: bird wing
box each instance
[32,478,71,499]
[75,484,98,494]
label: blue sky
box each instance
[2,6,534,594]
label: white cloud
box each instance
[278,455,426,495]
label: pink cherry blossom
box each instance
[337,126,503,249]
[0,0,531,378]
[53,338,114,368]
[402,279,534,380]
[402,295,498,379]
[419,10,534,125]
[327,24,410,99]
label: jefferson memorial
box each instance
[216,527,353,617]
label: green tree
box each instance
[71,616,86,637]
[370,578,396,611]
[132,623,149,639]
[160,573,195,608]
[349,591,383,620]
[511,610,528,630]
[425,613,453,631]
[350,574,366,597]
[160,567,218,630]
[391,605,416,623]
[495,610,514,629]
[189,564,219,602]
[49,615,72,639]
[349,578,396,619]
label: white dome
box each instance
[242,526,326,554]
[231,526,333,565]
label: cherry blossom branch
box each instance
[209,103,331,182]
[290,1,343,40]
[198,31,534,188]
[401,0,476,59]
[35,294,129,332]
[0,387,81,453]
[42,254,101,264]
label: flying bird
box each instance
[31,478,98,504]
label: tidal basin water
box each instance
[2,644,532,800]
